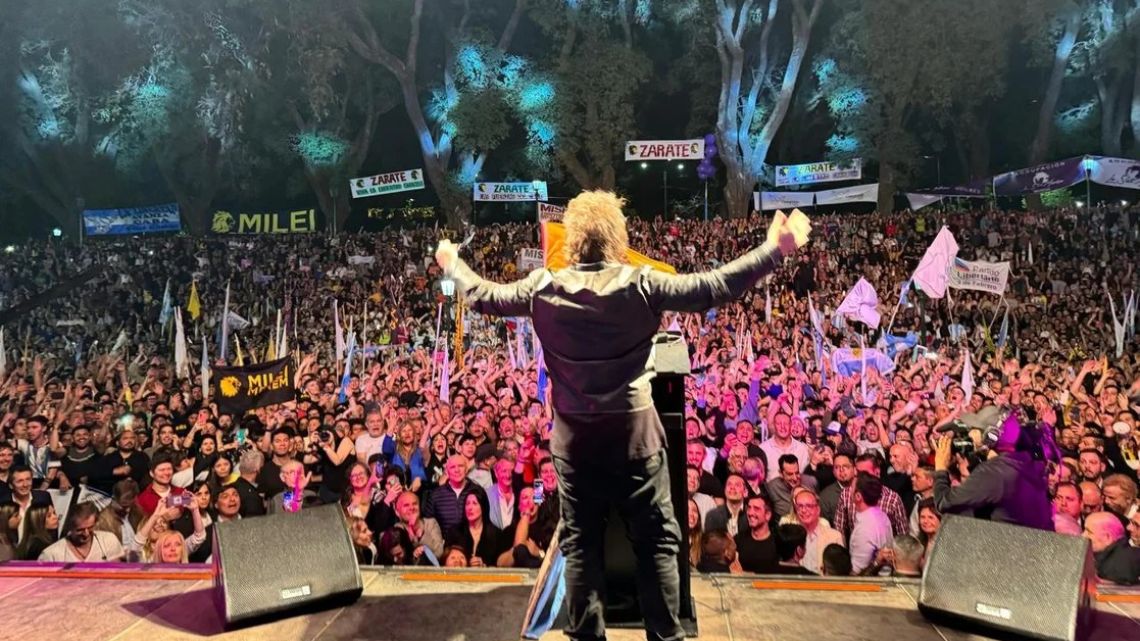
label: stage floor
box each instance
[0,565,1137,641]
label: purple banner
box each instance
[993,157,1087,196]
[912,179,988,197]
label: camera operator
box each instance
[313,418,355,504]
[932,407,1054,531]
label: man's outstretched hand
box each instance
[765,209,812,257]
[435,239,459,273]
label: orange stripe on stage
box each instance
[0,568,214,581]
[752,580,883,593]
[1095,592,1140,604]
[399,573,525,584]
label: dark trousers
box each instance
[553,451,684,641]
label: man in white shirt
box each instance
[760,413,810,473]
[486,459,516,529]
[790,487,843,575]
[354,410,392,465]
[848,473,893,574]
[39,502,125,562]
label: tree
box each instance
[529,1,652,191]
[1071,0,1138,157]
[820,0,1027,208]
[102,0,269,234]
[343,0,530,228]
[261,0,397,234]
[704,0,824,218]
[0,0,144,231]
[1026,1,1084,165]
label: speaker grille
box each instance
[213,503,363,625]
[919,515,1095,641]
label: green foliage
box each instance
[450,86,513,152]
[291,131,350,168]
[1029,187,1075,209]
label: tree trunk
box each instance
[878,164,896,213]
[1029,8,1080,164]
[1096,74,1127,156]
[966,113,991,180]
[1132,33,1140,153]
[306,172,354,233]
[723,166,753,219]
[182,202,212,236]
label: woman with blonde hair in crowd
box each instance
[135,496,206,562]
[153,530,189,563]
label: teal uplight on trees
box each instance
[519,81,555,111]
[292,131,349,168]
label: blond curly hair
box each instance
[562,190,630,265]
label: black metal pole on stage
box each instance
[603,331,697,636]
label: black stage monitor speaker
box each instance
[919,515,1096,641]
[213,503,364,627]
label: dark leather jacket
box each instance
[449,243,784,458]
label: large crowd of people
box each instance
[0,203,1137,585]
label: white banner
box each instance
[349,168,425,199]
[518,248,544,272]
[537,202,565,223]
[775,159,862,187]
[1088,156,1140,190]
[624,139,705,161]
[474,181,549,202]
[949,259,1010,295]
[815,183,879,206]
[905,193,943,211]
[760,191,816,210]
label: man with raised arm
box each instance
[436,191,810,641]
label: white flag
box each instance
[334,300,345,366]
[111,329,128,355]
[516,321,528,369]
[174,308,189,379]
[200,336,209,401]
[1125,290,1136,340]
[961,349,975,404]
[158,278,173,328]
[912,226,960,299]
[860,335,868,406]
[225,311,250,332]
[220,282,231,360]
[439,344,450,404]
[506,323,518,370]
[1106,286,1127,359]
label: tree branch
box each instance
[346,0,406,77]
[497,0,527,52]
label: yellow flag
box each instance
[265,338,277,363]
[187,281,202,320]
[541,222,676,274]
[234,335,245,367]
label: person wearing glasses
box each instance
[789,487,842,575]
[38,501,125,562]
